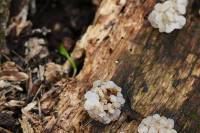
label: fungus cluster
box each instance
[148,0,188,33]
[84,80,125,124]
[138,114,177,133]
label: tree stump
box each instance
[27,0,200,132]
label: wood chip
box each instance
[22,101,37,113]
[19,116,34,133]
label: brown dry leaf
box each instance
[2,61,18,71]
[44,62,64,82]
[15,21,32,36]
[0,80,23,91]
[0,71,28,81]
[25,38,49,61]
[0,61,28,81]
[0,127,12,133]
[5,100,25,108]
[6,0,32,36]
[19,116,34,133]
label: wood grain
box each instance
[28,0,200,132]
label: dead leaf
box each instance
[5,100,25,108]
[44,62,64,82]
[0,61,28,81]
[0,127,12,133]
[6,2,32,36]
[0,71,28,81]
[25,38,49,61]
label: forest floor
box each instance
[0,0,96,132]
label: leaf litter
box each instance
[0,0,96,132]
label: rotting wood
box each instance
[0,0,10,54]
[26,0,200,132]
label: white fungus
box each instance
[138,114,177,133]
[148,0,188,33]
[119,0,127,6]
[84,80,125,124]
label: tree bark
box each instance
[0,0,10,54]
[29,0,200,132]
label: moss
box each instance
[190,113,198,120]
[197,123,200,129]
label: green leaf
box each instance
[58,44,77,77]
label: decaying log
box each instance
[29,0,200,132]
[0,0,10,54]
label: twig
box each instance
[37,98,42,116]
[32,84,43,102]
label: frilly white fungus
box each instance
[148,0,188,33]
[84,80,125,124]
[138,114,177,133]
